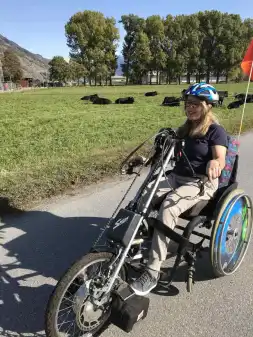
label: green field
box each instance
[0,83,253,209]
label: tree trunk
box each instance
[89,77,91,86]
[166,71,169,84]
[106,77,108,86]
[206,70,210,84]
[226,74,228,83]
[159,72,162,85]
[157,70,159,85]
[126,60,130,85]
[110,76,112,86]
[149,71,152,85]
[100,76,102,86]
[216,72,220,84]
[187,72,191,84]
[178,76,181,85]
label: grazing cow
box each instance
[227,100,244,109]
[93,97,112,105]
[145,91,158,97]
[162,96,181,106]
[217,90,228,98]
[234,93,253,102]
[181,89,187,100]
[246,95,253,103]
[218,95,225,106]
[80,94,98,101]
[115,97,135,104]
[234,93,246,100]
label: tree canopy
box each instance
[48,10,253,85]
[2,48,23,83]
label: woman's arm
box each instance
[211,145,227,170]
[206,145,227,180]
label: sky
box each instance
[0,0,252,60]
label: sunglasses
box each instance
[185,101,202,108]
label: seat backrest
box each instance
[218,135,239,188]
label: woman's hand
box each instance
[206,159,221,180]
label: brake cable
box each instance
[92,130,165,247]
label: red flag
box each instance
[241,39,253,80]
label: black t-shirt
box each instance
[173,123,228,177]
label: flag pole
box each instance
[237,59,253,141]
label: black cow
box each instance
[181,89,187,100]
[145,91,158,97]
[234,93,246,100]
[227,100,244,109]
[115,97,135,104]
[218,96,225,106]
[234,93,253,102]
[162,96,181,106]
[217,90,228,98]
[93,97,112,105]
[80,94,98,101]
[246,95,253,103]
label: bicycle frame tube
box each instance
[105,142,176,294]
[129,139,174,210]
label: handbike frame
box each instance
[93,128,211,296]
[99,129,183,294]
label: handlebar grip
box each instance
[200,176,209,184]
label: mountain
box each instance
[116,55,124,76]
[0,34,50,82]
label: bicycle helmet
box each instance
[184,82,219,105]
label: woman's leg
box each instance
[130,176,219,296]
[136,172,178,213]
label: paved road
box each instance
[1,132,253,337]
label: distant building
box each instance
[111,75,126,85]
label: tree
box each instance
[65,10,119,85]
[164,15,188,84]
[104,17,119,84]
[120,14,146,84]
[0,56,4,83]
[2,48,23,83]
[145,15,166,84]
[130,31,152,84]
[48,56,69,83]
[69,59,87,84]
[177,14,200,83]
[219,14,246,83]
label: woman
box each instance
[130,82,228,296]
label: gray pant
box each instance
[139,172,219,272]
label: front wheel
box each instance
[45,252,126,337]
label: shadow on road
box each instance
[0,199,216,336]
[0,205,108,336]
[152,247,216,297]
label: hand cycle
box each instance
[44,127,253,337]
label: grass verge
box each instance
[0,83,253,210]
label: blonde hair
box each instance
[177,101,219,138]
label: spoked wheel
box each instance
[45,252,126,337]
[210,189,253,277]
